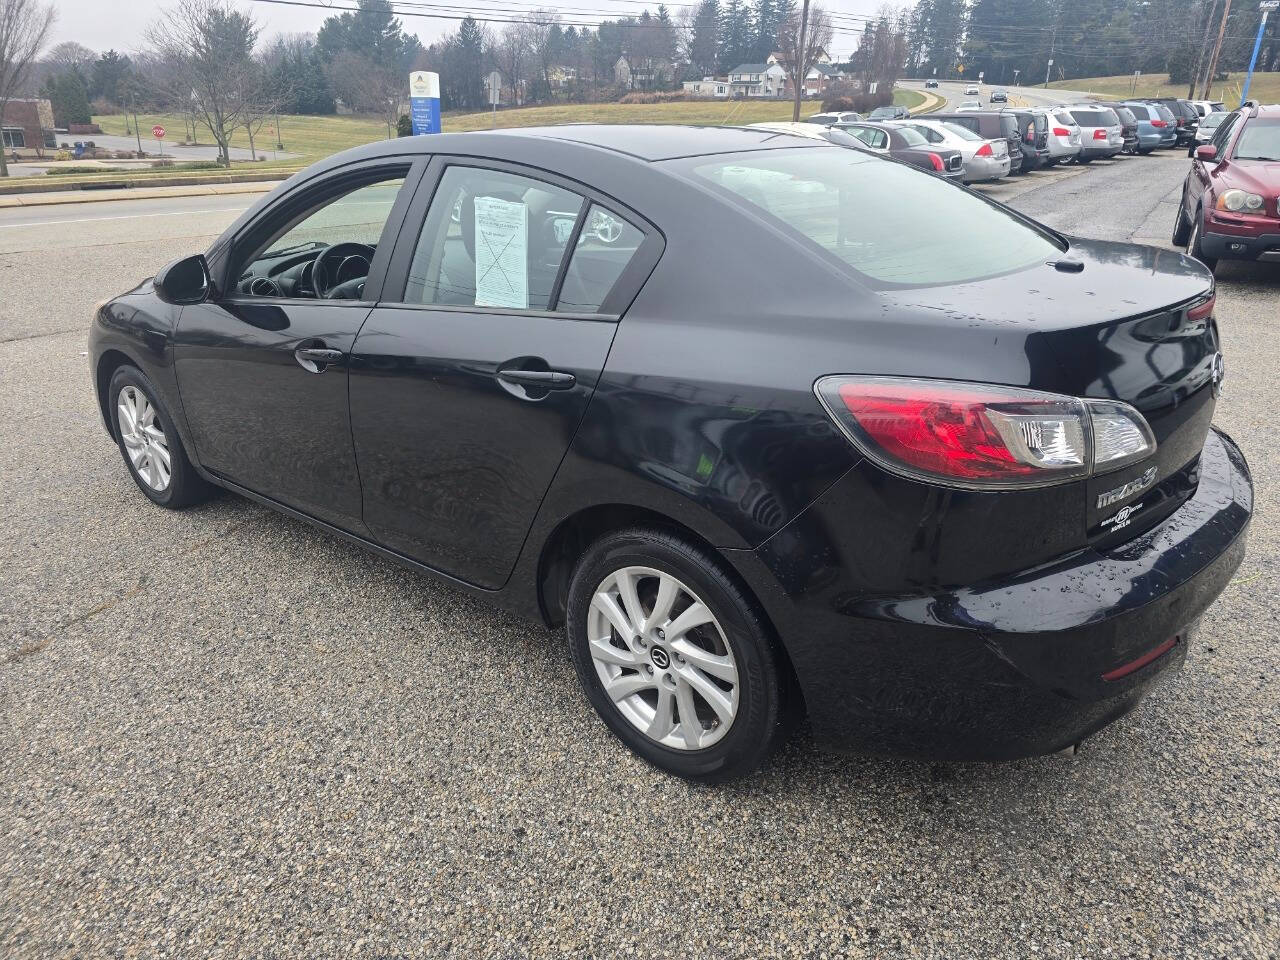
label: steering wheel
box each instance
[313,242,376,299]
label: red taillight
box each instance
[816,377,1157,489]
[1151,119,1168,128]
[928,152,944,171]
[1187,295,1216,322]
[975,142,993,157]
[1093,129,1107,140]
[1053,126,1070,137]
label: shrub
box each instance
[151,158,175,168]
[618,90,687,104]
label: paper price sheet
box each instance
[474,195,528,309]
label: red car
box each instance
[1175,103,1280,271]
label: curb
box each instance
[0,179,284,208]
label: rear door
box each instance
[348,160,662,588]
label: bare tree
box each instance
[325,48,402,137]
[494,19,534,105]
[148,0,261,168]
[776,1,832,120]
[0,0,54,176]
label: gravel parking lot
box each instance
[2,150,1277,958]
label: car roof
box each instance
[1248,103,1280,118]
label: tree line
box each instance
[908,0,1279,90]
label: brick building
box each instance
[2,98,55,153]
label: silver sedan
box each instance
[891,119,1012,183]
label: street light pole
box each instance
[1240,3,1276,106]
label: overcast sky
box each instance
[49,0,896,62]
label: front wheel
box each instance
[1186,209,1218,272]
[566,528,788,782]
[109,365,212,508]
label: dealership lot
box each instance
[2,148,1278,958]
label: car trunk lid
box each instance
[874,237,1219,547]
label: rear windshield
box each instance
[1234,119,1280,161]
[1000,115,1019,138]
[1115,107,1136,124]
[684,148,1062,287]
[894,125,928,147]
[1156,104,1176,121]
[1070,109,1119,126]
[940,122,982,141]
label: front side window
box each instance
[235,172,407,299]
[684,147,1063,287]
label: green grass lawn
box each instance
[85,86,927,177]
[1049,72,1280,106]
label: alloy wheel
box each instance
[587,566,739,751]
[117,385,171,492]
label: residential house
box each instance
[682,77,730,98]
[615,55,674,90]
[726,62,787,98]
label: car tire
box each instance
[566,527,787,782]
[1140,148,1154,156]
[1172,199,1193,246]
[1186,208,1218,272]
[109,364,213,509]
[1077,155,1092,164]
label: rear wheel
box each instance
[1077,155,1093,164]
[566,528,787,782]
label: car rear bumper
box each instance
[729,428,1252,761]
[1200,228,1280,262]
[962,155,1011,181]
[1080,144,1123,158]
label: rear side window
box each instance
[940,122,981,141]
[1053,111,1077,125]
[555,206,645,313]
[686,148,1062,288]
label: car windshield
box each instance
[1200,113,1226,130]
[869,108,895,119]
[941,122,982,141]
[1234,119,1280,160]
[684,148,1063,287]
[894,126,928,146]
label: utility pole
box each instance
[792,0,810,122]
[1043,22,1057,87]
[1190,0,1218,99]
[1202,0,1234,99]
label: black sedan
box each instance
[90,126,1252,781]
[835,120,964,178]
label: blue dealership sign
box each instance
[409,71,441,135]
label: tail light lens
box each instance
[1152,119,1168,128]
[815,376,1157,489]
[927,152,944,171]
[1187,295,1216,322]
[1053,126,1070,137]
[975,142,993,157]
[1093,129,1107,140]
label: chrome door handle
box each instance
[295,346,344,373]
[496,368,576,390]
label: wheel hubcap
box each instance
[587,566,739,751]
[117,385,171,492]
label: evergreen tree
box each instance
[688,0,721,78]
[719,0,756,71]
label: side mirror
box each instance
[154,253,212,305]
[1194,144,1218,163]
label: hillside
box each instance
[1049,72,1280,105]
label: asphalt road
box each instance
[2,148,1278,958]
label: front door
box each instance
[349,161,659,588]
[175,164,418,531]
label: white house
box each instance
[682,77,730,98]
[727,62,787,98]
